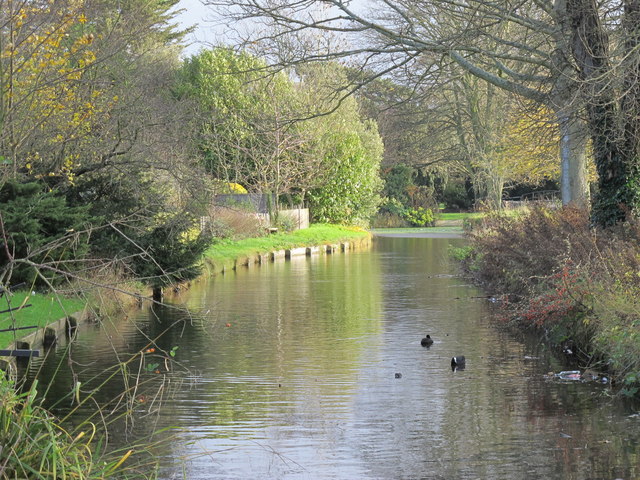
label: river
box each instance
[23,235,640,479]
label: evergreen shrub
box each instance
[0,180,90,287]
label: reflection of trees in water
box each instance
[23,242,640,479]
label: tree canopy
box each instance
[0,0,212,290]
[176,49,384,224]
[206,0,640,225]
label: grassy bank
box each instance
[0,291,85,349]
[438,212,485,223]
[2,224,368,347]
[370,226,464,236]
[462,206,640,396]
[371,212,485,235]
[203,223,370,271]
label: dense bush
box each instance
[67,174,213,291]
[128,213,213,289]
[465,206,640,395]
[375,198,434,227]
[442,182,473,210]
[403,207,434,227]
[308,131,383,226]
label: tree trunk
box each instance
[487,173,504,211]
[567,0,640,225]
[557,111,589,208]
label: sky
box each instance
[172,0,373,57]
[172,0,219,56]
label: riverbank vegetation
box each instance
[204,224,369,267]
[0,375,161,479]
[462,206,640,396]
[3,0,640,473]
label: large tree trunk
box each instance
[621,0,640,215]
[567,0,640,225]
[557,111,589,208]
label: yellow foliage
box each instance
[496,106,560,184]
[227,183,248,194]
[2,3,103,182]
[179,226,201,243]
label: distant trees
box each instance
[206,0,587,205]
[176,48,383,225]
[354,66,559,210]
[445,75,560,210]
[306,123,383,224]
[175,48,310,210]
[206,0,640,225]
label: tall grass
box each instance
[0,374,161,479]
[0,322,193,479]
[0,267,187,478]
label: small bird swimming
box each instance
[451,355,466,368]
[421,334,434,347]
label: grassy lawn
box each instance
[437,212,485,222]
[204,223,370,264]
[0,291,85,347]
[369,226,464,234]
[370,212,486,235]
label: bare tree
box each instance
[204,0,590,208]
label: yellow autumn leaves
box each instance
[2,2,102,183]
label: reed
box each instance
[0,376,156,479]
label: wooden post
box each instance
[43,327,57,347]
[66,316,78,339]
[152,287,163,302]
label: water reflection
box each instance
[26,236,640,479]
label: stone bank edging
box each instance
[203,234,372,275]
[0,308,92,372]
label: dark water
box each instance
[24,236,640,479]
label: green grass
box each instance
[437,212,485,222]
[369,226,464,234]
[0,291,85,347]
[204,223,370,264]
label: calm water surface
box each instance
[26,236,640,479]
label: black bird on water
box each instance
[451,356,466,369]
[421,334,434,347]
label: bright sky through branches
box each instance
[173,0,370,57]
